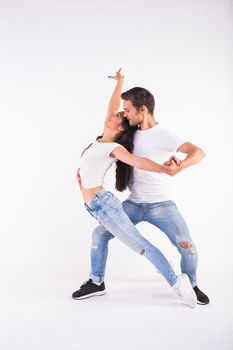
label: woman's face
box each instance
[104,112,125,131]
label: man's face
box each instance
[123,100,142,126]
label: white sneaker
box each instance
[173,273,197,308]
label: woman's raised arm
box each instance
[106,68,124,119]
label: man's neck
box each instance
[139,115,158,130]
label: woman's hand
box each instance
[76,169,83,189]
[108,68,124,83]
[162,158,182,176]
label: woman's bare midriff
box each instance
[80,185,104,204]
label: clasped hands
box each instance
[163,156,182,176]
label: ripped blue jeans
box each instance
[88,191,198,287]
[85,189,178,286]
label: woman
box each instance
[73,69,197,308]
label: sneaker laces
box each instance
[80,279,92,289]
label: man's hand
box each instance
[163,156,182,176]
[163,155,182,167]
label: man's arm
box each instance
[168,142,205,176]
[178,142,205,167]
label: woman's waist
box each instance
[80,186,104,204]
[83,188,122,213]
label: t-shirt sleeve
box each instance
[164,130,187,152]
[106,142,123,157]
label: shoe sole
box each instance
[197,300,210,305]
[72,290,106,300]
[179,295,196,308]
[184,299,197,308]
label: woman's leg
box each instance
[90,193,178,286]
[89,200,143,284]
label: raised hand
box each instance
[108,68,124,83]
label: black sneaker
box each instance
[193,286,210,305]
[72,279,105,300]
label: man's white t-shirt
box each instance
[128,125,186,203]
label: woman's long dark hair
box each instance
[96,113,137,191]
[114,113,137,191]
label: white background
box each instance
[0,0,232,349]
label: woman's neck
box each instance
[97,128,119,142]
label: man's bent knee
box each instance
[179,241,193,249]
[178,241,197,257]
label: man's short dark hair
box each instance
[121,87,155,115]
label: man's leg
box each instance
[143,200,209,304]
[72,225,114,300]
[90,224,115,284]
[144,200,198,286]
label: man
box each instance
[73,86,209,305]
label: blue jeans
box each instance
[85,189,178,286]
[89,193,198,287]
